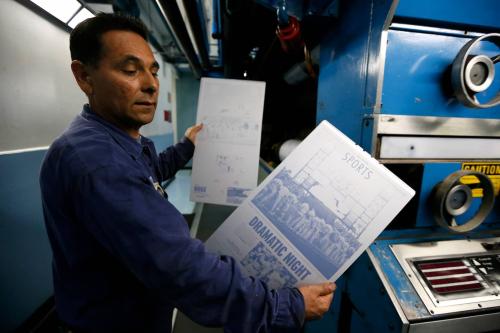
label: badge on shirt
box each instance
[149,176,167,197]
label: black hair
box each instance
[70,13,149,67]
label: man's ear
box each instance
[71,60,93,96]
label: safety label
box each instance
[461,162,500,197]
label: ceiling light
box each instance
[30,0,82,23]
[68,7,95,28]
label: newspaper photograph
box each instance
[190,78,265,206]
[205,121,415,288]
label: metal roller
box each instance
[451,33,500,108]
[432,170,495,233]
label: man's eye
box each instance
[123,70,137,76]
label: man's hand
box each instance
[184,123,203,145]
[298,282,336,320]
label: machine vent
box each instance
[416,260,483,294]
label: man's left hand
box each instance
[185,123,204,145]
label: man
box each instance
[40,13,334,333]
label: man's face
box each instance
[87,30,159,134]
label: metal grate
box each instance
[416,260,483,294]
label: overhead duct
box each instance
[181,0,210,70]
[156,0,202,78]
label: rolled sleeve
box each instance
[157,136,195,180]
[274,288,305,330]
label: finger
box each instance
[189,125,202,136]
[323,291,334,304]
[318,282,336,296]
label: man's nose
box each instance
[142,72,158,95]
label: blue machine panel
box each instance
[395,0,500,31]
[316,0,394,149]
[382,29,500,118]
[311,0,500,332]
[369,240,429,320]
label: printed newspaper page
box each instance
[205,121,415,289]
[190,78,265,206]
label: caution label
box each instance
[461,162,500,197]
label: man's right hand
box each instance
[298,282,336,320]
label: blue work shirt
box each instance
[39,105,305,333]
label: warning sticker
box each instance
[461,162,500,197]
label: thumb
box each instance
[318,282,336,296]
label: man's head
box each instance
[70,13,149,67]
[70,14,159,138]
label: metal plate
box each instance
[376,114,500,137]
[379,136,500,159]
[408,311,500,333]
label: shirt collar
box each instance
[81,104,146,159]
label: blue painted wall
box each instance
[175,71,200,167]
[149,133,175,153]
[0,149,52,332]
[176,71,200,143]
[0,133,174,332]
